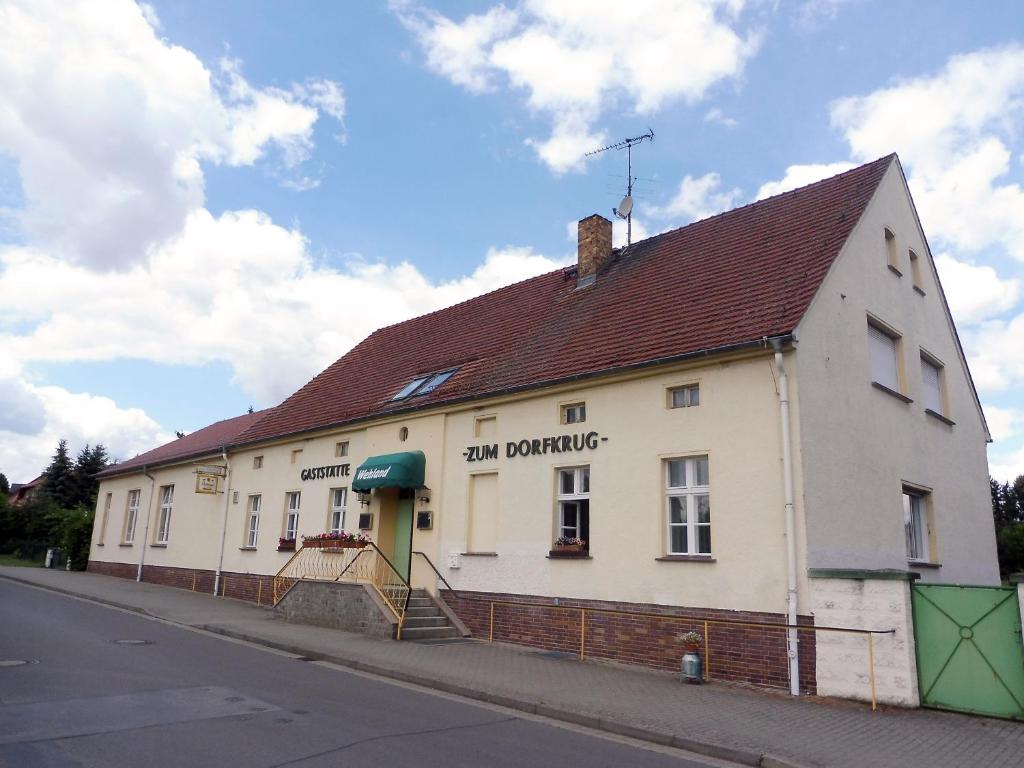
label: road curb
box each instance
[2,572,803,767]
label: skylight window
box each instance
[390,369,458,401]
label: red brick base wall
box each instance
[88,561,275,607]
[442,589,816,693]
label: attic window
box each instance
[391,369,458,401]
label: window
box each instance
[156,485,174,544]
[884,228,900,273]
[561,402,586,424]
[468,472,498,552]
[669,384,700,409]
[475,415,496,439]
[290,449,302,465]
[284,491,300,540]
[868,321,901,392]
[98,492,112,544]
[329,488,347,534]
[921,354,944,415]
[124,489,140,543]
[417,369,456,395]
[665,457,711,556]
[253,455,263,469]
[557,466,590,547]
[335,441,349,458]
[246,495,261,548]
[909,250,924,292]
[903,489,931,562]
[391,369,459,401]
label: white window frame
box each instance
[665,456,711,556]
[561,402,586,425]
[868,320,901,393]
[99,492,112,544]
[335,441,349,458]
[329,487,347,534]
[253,455,263,469]
[156,485,174,544]
[556,466,590,541]
[124,489,140,543]
[284,491,300,540]
[669,384,700,409]
[903,488,931,562]
[246,494,261,548]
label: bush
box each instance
[996,523,1024,580]
[60,506,94,571]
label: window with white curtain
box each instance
[921,356,944,415]
[868,322,900,391]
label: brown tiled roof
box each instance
[98,411,268,478]
[235,155,894,446]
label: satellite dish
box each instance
[614,195,633,219]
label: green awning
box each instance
[352,451,425,492]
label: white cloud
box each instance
[989,444,1024,483]
[398,0,758,172]
[962,313,1024,393]
[985,405,1024,443]
[754,162,854,200]
[645,172,742,222]
[704,107,738,128]
[934,254,1020,325]
[0,378,169,482]
[0,0,344,269]
[830,45,1024,262]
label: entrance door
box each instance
[392,490,414,582]
[912,583,1024,719]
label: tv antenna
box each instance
[585,128,654,246]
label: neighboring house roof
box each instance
[97,411,268,478]
[236,154,895,446]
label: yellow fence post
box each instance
[704,619,710,681]
[257,579,262,606]
[580,608,586,661]
[489,602,495,642]
[191,570,197,591]
[868,633,877,712]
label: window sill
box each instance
[925,408,955,427]
[547,551,592,559]
[887,264,903,277]
[239,547,257,552]
[119,543,134,548]
[909,560,942,569]
[277,547,296,553]
[462,551,498,557]
[95,543,104,547]
[913,285,926,296]
[656,555,716,563]
[150,543,168,548]
[871,381,913,403]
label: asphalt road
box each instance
[0,580,724,768]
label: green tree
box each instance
[41,440,76,509]
[0,473,9,495]
[991,473,1024,578]
[71,444,108,509]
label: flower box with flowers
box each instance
[549,536,587,558]
[277,537,296,552]
[301,532,372,549]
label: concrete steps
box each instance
[399,589,461,640]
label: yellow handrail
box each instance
[483,598,893,711]
[272,542,410,633]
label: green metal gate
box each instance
[912,584,1024,719]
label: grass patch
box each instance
[0,553,44,568]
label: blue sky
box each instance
[0,0,1022,482]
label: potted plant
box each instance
[550,536,587,557]
[679,630,703,653]
[301,531,372,549]
[679,631,704,684]
[277,537,296,552]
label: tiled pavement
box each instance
[2,567,1022,768]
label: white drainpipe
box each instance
[772,338,801,696]
[213,447,232,597]
[137,465,156,582]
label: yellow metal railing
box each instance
[482,599,894,711]
[272,542,411,633]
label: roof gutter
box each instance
[231,333,797,451]
[136,465,157,582]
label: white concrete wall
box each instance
[795,161,999,585]
[811,577,920,706]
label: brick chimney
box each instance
[577,214,612,287]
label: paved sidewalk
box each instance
[2,567,1022,768]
